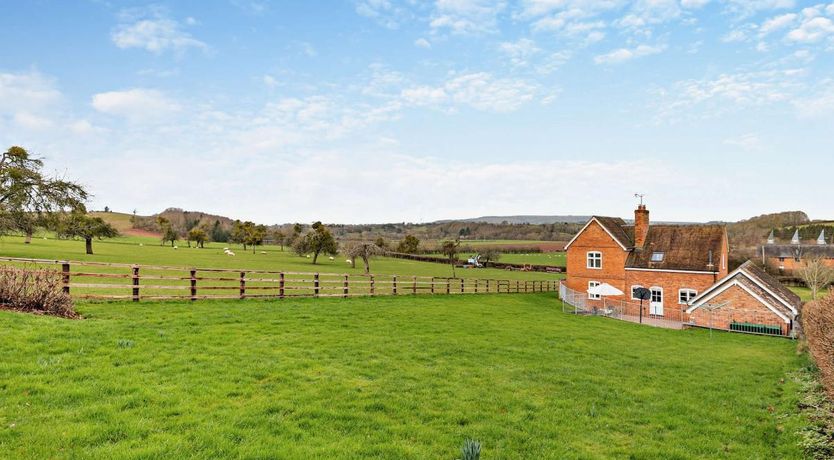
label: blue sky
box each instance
[1,0,833,224]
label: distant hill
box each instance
[89,211,160,238]
[443,215,698,225]
[439,215,593,224]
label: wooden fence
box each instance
[0,257,558,302]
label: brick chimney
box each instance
[634,204,650,248]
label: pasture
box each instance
[0,293,808,458]
[0,234,560,283]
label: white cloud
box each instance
[759,13,797,35]
[91,88,181,121]
[414,37,432,48]
[786,15,834,43]
[725,0,796,18]
[112,10,207,54]
[0,71,62,114]
[594,44,665,64]
[681,0,710,8]
[401,72,537,112]
[430,0,507,35]
[653,69,807,121]
[13,112,54,130]
[355,0,408,29]
[263,75,279,88]
[498,38,540,66]
[724,133,763,151]
[794,80,834,118]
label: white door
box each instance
[650,288,664,316]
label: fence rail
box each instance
[0,257,558,302]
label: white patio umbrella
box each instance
[587,283,624,297]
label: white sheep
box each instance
[227,251,236,256]
[260,251,267,254]
[223,247,230,251]
[306,255,311,258]
[328,256,335,261]
[173,246,178,250]
[346,259,352,264]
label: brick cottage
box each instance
[564,204,799,333]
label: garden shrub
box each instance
[0,266,76,318]
[803,290,834,397]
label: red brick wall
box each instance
[688,284,790,334]
[624,270,720,321]
[566,220,628,305]
[767,256,834,274]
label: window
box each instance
[779,257,785,262]
[650,252,665,262]
[650,287,663,303]
[679,289,697,305]
[588,281,601,300]
[631,285,644,300]
[587,252,602,269]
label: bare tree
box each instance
[345,242,384,273]
[799,257,834,300]
[441,240,461,278]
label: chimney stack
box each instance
[634,204,650,248]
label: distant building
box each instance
[760,229,834,274]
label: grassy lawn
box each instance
[0,235,560,283]
[0,293,808,459]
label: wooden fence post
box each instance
[343,274,349,298]
[392,275,397,295]
[190,269,197,301]
[474,279,478,294]
[240,271,246,299]
[486,279,490,293]
[412,276,417,295]
[314,273,320,297]
[61,262,70,295]
[516,280,520,293]
[279,273,285,299]
[431,277,435,294]
[446,278,451,295]
[370,275,375,296]
[132,265,140,302]
[460,278,464,294]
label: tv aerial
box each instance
[634,193,646,206]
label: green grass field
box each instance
[0,294,808,458]
[0,234,560,283]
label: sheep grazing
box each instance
[223,247,230,251]
[173,246,178,250]
[260,251,267,254]
[346,259,352,264]
[328,256,335,261]
[226,251,236,256]
[305,255,311,258]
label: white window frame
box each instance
[678,289,698,305]
[631,285,644,300]
[587,251,602,270]
[588,281,601,300]
[650,251,665,262]
[649,286,663,304]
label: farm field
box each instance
[0,293,808,459]
[426,251,566,267]
[0,234,560,283]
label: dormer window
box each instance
[587,252,602,269]
[650,252,664,262]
